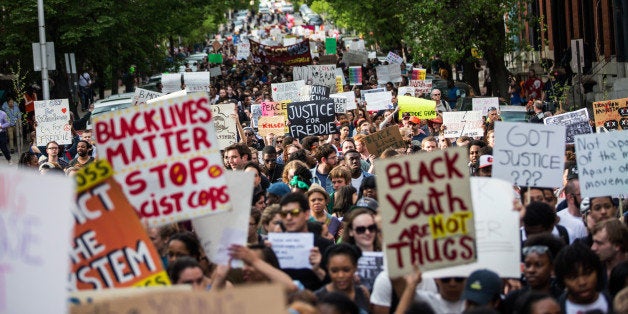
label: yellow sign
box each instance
[397,96,437,119]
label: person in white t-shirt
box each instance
[557,178,588,240]
[370,270,438,314]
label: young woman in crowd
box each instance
[259,204,282,237]
[168,257,212,291]
[340,208,381,252]
[307,184,341,240]
[332,185,358,220]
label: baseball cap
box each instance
[267,182,291,197]
[461,269,502,306]
[351,197,379,212]
[566,165,579,180]
[429,116,443,124]
[409,116,420,125]
[479,155,493,169]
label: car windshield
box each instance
[93,101,132,116]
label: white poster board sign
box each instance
[268,233,314,269]
[331,91,356,111]
[442,111,484,138]
[209,67,222,78]
[293,65,337,92]
[543,108,593,144]
[250,104,262,128]
[331,95,347,113]
[161,73,182,94]
[34,99,72,146]
[364,91,393,111]
[493,122,566,188]
[132,88,164,106]
[385,51,403,64]
[237,42,250,60]
[376,64,402,84]
[210,103,237,149]
[184,72,210,92]
[1,166,73,314]
[472,97,499,115]
[574,131,628,198]
[272,80,305,102]
[424,177,520,279]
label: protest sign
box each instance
[493,122,565,188]
[356,252,385,292]
[344,51,368,65]
[423,177,520,279]
[360,87,386,100]
[287,99,336,139]
[376,64,402,84]
[1,166,73,314]
[69,285,191,306]
[34,98,71,145]
[364,91,393,111]
[368,51,377,59]
[271,80,305,102]
[236,42,250,60]
[336,76,343,93]
[71,160,170,290]
[335,67,346,85]
[325,37,337,55]
[397,95,437,119]
[544,108,592,143]
[364,125,405,156]
[375,147,476,277]
[212,41,221,52]
[132,88,164,106]
[208,53,223,64]
[250,104,262,128]
[250,39,312,66]
[574,131,628,198]
[385,51,403,64]
[319,55,338,65]
[209,66,222,78]
[442,111,484,138]
[261,101,288,117]
[349,66,363,85]
[268,233,314,269]
[347,39,365,51]
[283,37,297,46]
[161,73,181,94]
[412,68,426,80]
[398,86,415,97]
[294,65,337,92]
[71,284,286,314]
[331,91,357,110]
[299,85,331,101]
[184,72,210,92]
[193,171,254,266]
[472,97,499,115]
[258,116,287,137]
[592,97,628,131]
[409,79,433,95]
[210,103,237,149]
[331,95,347,113]
[93,93,231,226]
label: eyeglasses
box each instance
[279,208,302,218]
[47,147,59,150]
[440,277,465,283]
[522,245,550,256]
[354,224,378,234]
[290,176,310,190]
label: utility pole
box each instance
[37,0,50,100]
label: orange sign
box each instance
[592,98,628,131]
[70,160,170,290]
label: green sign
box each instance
[209,53,223,64]
[325,38,337,55]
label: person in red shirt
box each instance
[524,69,544,101]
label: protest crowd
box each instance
[2,5,628,314]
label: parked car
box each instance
[305,13,323,26]
[499,105,530,122]
[86,93,134,130]
[281,3,294,13]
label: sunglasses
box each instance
[354,224,378,235]
[279,208,302,218]
[290,176,310,190]
[522,245,550,256]
[333,138,340,141]
[440,277,465,283]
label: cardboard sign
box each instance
[299,85,330,101]
[287,99,336,139]
[132,88,164,106]
[258,116,287,137]
[212,41,222,52]
[344,51,368,65]
[472,97,499,115]
[364,125,405,156]
[357,252,385,292]
[68,285,191,306]
[1,166,73,314]
[375,147,476,277]
[93,93,231,226]
[250,39,312,66]
[193,172,254,266]
[412,68,426,80]
[70,284,286,314]
[161,73,182,94]
[325,37,337,55]
[493,122,565,188]
[592,98,628,131]
[184,72,210,92]
[71,160,170,290]
[209,66,222,78]
[544,108,593,143]
[319,55,338,65]
[271,80,305,102]
[397,95,437,119]
[376,64,402,84]
[574,131,628,198]
[34,98,72,145]
[331,95,347,113]
[409,79,433,94]
[331,91,357,111]
[261,101,288,117]
[268,233,314,269]
[210,103,237,150]
[349,66,363,85]
[250,104,262,129]
[293,65,337,92]
[423,177,520,279]
[385,51,403,64]
[442,111,484,138]
[364,91,393,111]
[236,42,250,60]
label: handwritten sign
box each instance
[376,64,402,84]
[364,125,405,156]
[210,103,237,150]
[375,147,476,277]
[409,79,432,94]
[236,42,250,60]
[364,91,393,111]
[250,104,262,129]
[272,80,305,102]
[385,51,404,64]
[398,86,416,97]
[287,99,336,139]
[261,101,288,117]
[184,72,210,92]
[357,252,385,292]
[423,177,520,279]
[349,66,362,85]
[331,91,356,111]
[574,131,628,198]
[1,166,73,314]
[397,95,437,119]
[258,116,287,137]
[268,233,313,269]
[132,88,164,106]
[34,98,71,145]
[493,122,565,188]
[71,160,170,290]
[293,65,337,92]
[544,108,592,143]
[161,73,181,94]
[331,95,347,113]
[344,51,368,65]
[472,97,499,115]
[592,98,628,131]
[209,66,221,78]
[93,93,230,227]
[442,111,484,138]
[299,85,330,101]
